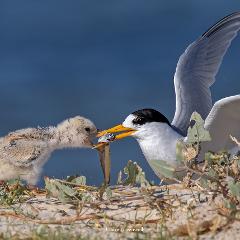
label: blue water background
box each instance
[0,1,239,186]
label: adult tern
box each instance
[96,12,240,180]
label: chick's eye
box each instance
[85,127,90,133]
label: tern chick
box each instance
[0,116,97,184]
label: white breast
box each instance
[132,122,183,166]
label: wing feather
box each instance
[172,12,240,135]
[201,95,240,153]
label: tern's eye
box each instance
[133,117,145,125]
[85,127,90,133]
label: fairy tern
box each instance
[96,12,240,180]
[0,116,99,184]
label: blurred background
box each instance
[0,1,239,186]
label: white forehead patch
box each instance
[122,114,136,128]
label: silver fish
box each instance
[98,133,116,143]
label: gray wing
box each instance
[0,129,48,167]
[172,12,240,135]
[201,95,240,153]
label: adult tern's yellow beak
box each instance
[94,124,136,149]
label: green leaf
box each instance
[204,152,214,165]
[71,176,86,185]
[135,165,150,187]
[224,199,237,211]
[81,192,94,202]
[55,181,76,197]
[187,112,211,143]
[57,190,68,203]
[149,160,176,179]
[208,168,219,180]
[228,180,240,198]
[44,177,77,203]
[122,160,139,185]
[120,160,150,186]
[199,178,209,189]
[176,140,185,163]
[44,178,61,198]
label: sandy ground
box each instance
[0,184,239,239]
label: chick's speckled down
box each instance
[0,116,97,184]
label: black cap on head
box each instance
[131,109,170,126]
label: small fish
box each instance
[94,133,115,184]
[98,133,116,143]
[97,144,111,185]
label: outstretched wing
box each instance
[0,128,48,167]
[201,95,240,153]
[172,12,240,135]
